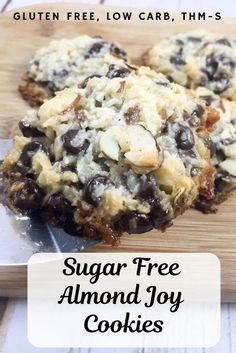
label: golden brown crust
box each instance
[198,165,215,200]
[18,80,50,107]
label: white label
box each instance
[28,253,220,348]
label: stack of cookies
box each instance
[2,31,235,244]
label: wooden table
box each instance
[0,1,236,352]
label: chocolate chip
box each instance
[61,164,77,173]
[20,141,42,167]
[19,120,45,138]
[48,208,83,236]
[154,81,169,87]
[84,175,111,206]
[63,221,84,236]
[44,193,84,236]
[170,55,186,66]
[9,179,44,213]
[70,180,84,190]
[32,60,39,66]
[215,174,232,193]
[193,104,204,117]
[175,39,184,46]
[231,119,236,125]
[40,79,57,92]
[46,192,74,215]
[215,144,226,161]
[187,36,202,42]
[188,105,204,127]
[194,195,217,214]
[10,164,29,177]
[213,74,231,94]
[115,211,153,234]
[110,43,127,59]
[53,68,69,78]
[10,163,35,179]
[95,100,102,107]
[191,167,200,177]
[106,64,131,79]
[178,149,196,159]
[79,74,102,89]
[175,125,195,150]
[86,41,106,58]
[138,175,159,206]
[216,38,231,47]
[136,175,170,229]
[150,205,170,229]
[218,54,233,68]
[161,122,170,135]
[205,54,218,75]
[62,129,90,155]
[203,53,235,93]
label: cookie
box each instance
[19,35,128,106]
[144,30,236,100]
[193,87,236,213]
[3,66,218,244]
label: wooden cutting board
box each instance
[0,3,236,301]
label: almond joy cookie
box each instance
[194,87,236,213]
[3,66,218,244]
[144,31,236,100]
[19,35,128,107]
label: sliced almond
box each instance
[38,88,79,124]
[99,124,162,173]
[123,125,162,173]
[220,159,236,177]
[99,127,120,161]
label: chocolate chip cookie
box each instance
[4,66,218,244]
[194,87,236,212]
[19,35,128,107]
[144,31,236,100]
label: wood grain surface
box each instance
[0,3,236,301]
[0,266,27,297]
